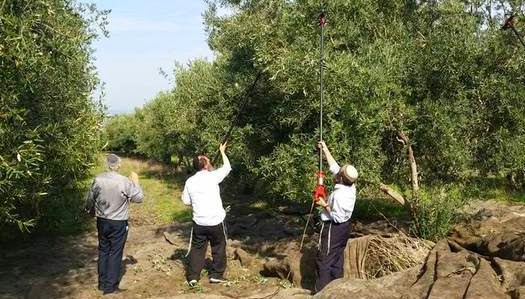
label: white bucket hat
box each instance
[341,164,358,183]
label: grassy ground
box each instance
[464,176,525,204]
[39,154,525,240]
[41,154,192,236]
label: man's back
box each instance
[88,171,144,220]
[182,164,231,226]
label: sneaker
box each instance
[209,277,228,284]
[188,279,198,287]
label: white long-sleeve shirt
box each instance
[320,162,356,223]
[181,159,232,226]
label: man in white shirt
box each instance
[181,143,231,286]
[314,141,358,292]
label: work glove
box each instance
[313,184,327,204]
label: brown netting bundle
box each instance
[346,234,434,279]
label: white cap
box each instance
[341,164,358,182]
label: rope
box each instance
[299,201,316,251]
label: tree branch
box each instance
[397,130,419,196]
[380,183,406,206]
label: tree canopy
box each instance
[107,1,525,208]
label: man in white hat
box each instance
[85,154,144,295]
[314,141,358,292]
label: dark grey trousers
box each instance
[315,220,351,292]
[187,221,227,281]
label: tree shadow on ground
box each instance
[154,194,322,289]
[0,231,99,299]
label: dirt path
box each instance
[0,157,308,299]
[0,156,421,299]
[0,218,301,299]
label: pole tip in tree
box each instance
[319,12,327,27]
[502,15,515,30]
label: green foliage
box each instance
[0,0,107,237]
[410,186,465,241]
[105,113,140,153]
[106,0,525,240]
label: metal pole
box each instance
[502,15,525,50]
[212,72,262,162]
[319,11,326,172]
[300,10,327,253]
[511,26,525,49]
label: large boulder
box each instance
[260,242,317,288]
[450,202,525,261]
[493,257,525,297]
[313,267,420,299]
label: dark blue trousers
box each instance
[97,217,128,293]
[315,220,351,292]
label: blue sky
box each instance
[85,1,214,114]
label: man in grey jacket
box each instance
[85,154,144,295]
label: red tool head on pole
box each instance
[313,171,327,202]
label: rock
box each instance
[262,257,289,280]
[261,243,316,289]
[493,257,525,293]
[464,259,507,299]
[234,248,255,268]
[273,287,312,299]
[314,267,419,299]
[450,202,525,261]
[167,295,231,299]
[315,237,515,299]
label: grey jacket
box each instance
[85,171,144,220]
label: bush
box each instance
[410,186,465,241]
[105,113,140,154]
